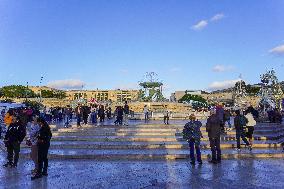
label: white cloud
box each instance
[47,79,85,90]
[192,13,224,31]
[212,65,234,72]
[208,79,241,91]
[210,13,224,21]
[191,20,208,30]
[269,44,284,55]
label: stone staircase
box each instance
[18,122,284,160]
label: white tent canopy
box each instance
[0,102,26,112]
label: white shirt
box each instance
[245,113,256,127]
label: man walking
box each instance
[3,116,26,168]
[206,109,222,164]
[234,110,251,151]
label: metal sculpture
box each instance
[138,72,165,102]
[233,76,247,109]
[259,69,283,111]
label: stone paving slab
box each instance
[49,134,284,142]
[18,140,282,150]
[53,131,240,136]
[15,148,284,160]
[1,152,284,189]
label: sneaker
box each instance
[198,161,203,165]
[190,161,195,165]
[236,148,241,152]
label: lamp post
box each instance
[39,76,43,103]
[25,82,29,101]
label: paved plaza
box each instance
[0,152,283,189]
[1,120,283,188]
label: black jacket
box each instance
[234,115,248,131]
[37,126,52,145]
[5,122,26,144]
[124,105,130,114]
[206,114,222,138]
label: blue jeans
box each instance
[189,139,201,162]
[91,113,97,124]
[77,116,81,126]
[65,115,69,126]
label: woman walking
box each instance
[31,118,52,180]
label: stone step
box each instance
[57,127,191,132]
[18,148,284,160]
[54,124,284,132]
[53,133,283,141]
[254,128,284,134]
[53,131,239,136]
[56,124,284,133]
[50,134,283,142]
[21,141,282,150]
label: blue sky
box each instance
[0,0,284,96]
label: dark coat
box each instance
[234,115,248,131]
[117,108,124,118]
[206,114,221,138]
[75,106,82,116]
[183,120,203,145]
[98,108,105,117]
[123,105,130,114]
[37,126,52,146]
[5,122,26,144]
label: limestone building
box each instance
[171,90,203,102]
[65,89,139,102]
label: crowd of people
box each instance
[182,104,283,165]
[74,101,131,127]
[0,102,283,180]
[0,107,52,180]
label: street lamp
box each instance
[25,82,29,101]
[39,76,43,102]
